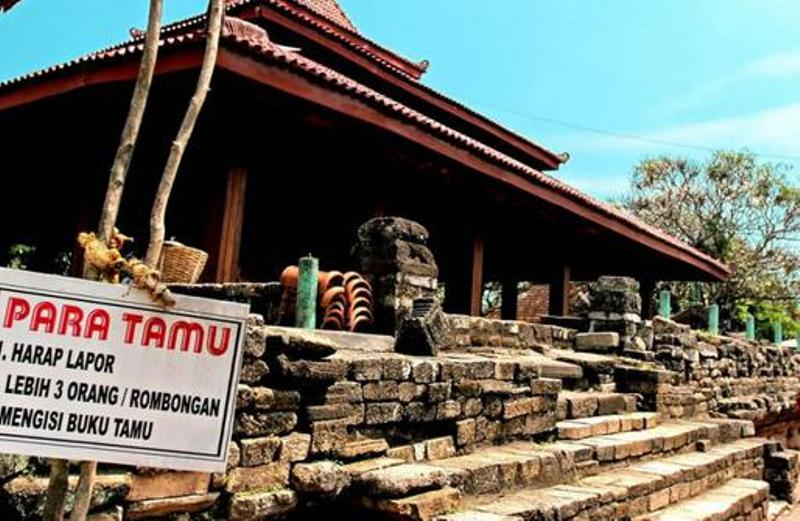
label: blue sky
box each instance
[2,0,799,198]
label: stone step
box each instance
[557,412,660,440]
[439,419,753,496]
[354,419,756,520]
[558,390,638,420]
[632,478,769,521]
[354,463,451,498]
[440,437,767,521]
[550,349,617,386]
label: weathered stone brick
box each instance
[411,359,439,383]
[225,463,290,493]
[235,412,297,437]
[351,358,383,381]
[366,402,403,424]
[425,437,456,461]
[427,382,451,403]
[251,388,301,411]
[386,445,415,462]
[324,382,363,404]
[305,403,362,422]
[336,439,389,460]
[531,378,562,395]
[503,397,533,419]
[404,402,437,423]
[240,436,281,467]
[383,358,413,380]
[279,357,348,382]
[311,419,349,454]
[439,361,467,382]
[462,397,483,417]
[456,419,476,446]
[436,400,462,421]
[239,358,269,384]
[244,315,266,358]
[398,382,426,403]
[494,360,517,380]
[228,489,297,520]
[363,381,400,401]
[279,433,311,462]
[455,380,483,398]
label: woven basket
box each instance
[159,241,208,284]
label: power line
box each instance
[462,97,800,163]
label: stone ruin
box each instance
[2,217,800,521]
[354,217,439,335]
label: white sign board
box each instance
[0,267,248,472]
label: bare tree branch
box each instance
[97,0,164,243]
[145,0,225,267]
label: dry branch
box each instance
[145,0,225,267]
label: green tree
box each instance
[622,150,800,336]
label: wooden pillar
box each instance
[501,277,518,320]
[215,166,248,282]
[469,231,484,316]
[640,278,656,319]
[548,264,571,316]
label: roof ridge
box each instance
[286,0,358,33]
[0,28,728,277]
[218,34,728,275]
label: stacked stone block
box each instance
[354,217,439,334]
[226,319,562,519]
[446,314,574,351]
[645,316,800,420]
[587,276,649,354]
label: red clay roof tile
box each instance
[0,26,729,278]
[290,0,357,33]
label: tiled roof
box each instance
[291,0,356,33]
[106,0,566,168]
[218,33,729,277]
[0,22,729,278]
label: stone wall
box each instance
[445,314,574,352]
[0,315,562,520]
[227,320,564,519]
[611,315,800,422]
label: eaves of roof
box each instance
[0,27,729,280]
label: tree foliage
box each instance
[622,150,800,335]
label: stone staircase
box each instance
[347,407,787,521]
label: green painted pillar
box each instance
[772,322,783,345]
[796,336,800,351]
[658,290,671,318]
[745,314,755,341]
[295,255,319,329]
[708,304,719,336]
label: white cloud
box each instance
[653,49,800,118]
[743,50,800,77]
[573,102,800,159]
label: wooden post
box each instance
[469,230,484,316]
[215,166,248,282]
[501,277,518,320]
[548,264,570,316]
[640,279,655,319]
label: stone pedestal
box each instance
[354,217,439,335]
[587,276,647,353]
